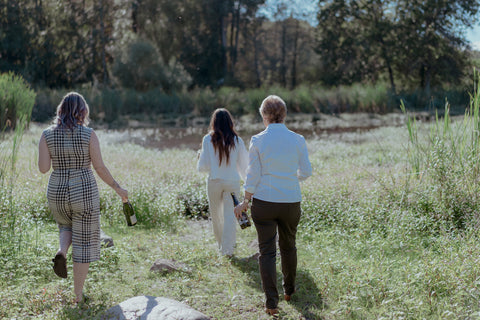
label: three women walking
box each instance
[38,93,312,317]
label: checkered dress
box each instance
[43,125,100,263]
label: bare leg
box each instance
[73,262,90,302]
[58,230,72,257]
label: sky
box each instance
[467,26,480,50]
[260,0,480,50]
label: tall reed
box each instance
[401,68,480,228]
[0,73,36,259]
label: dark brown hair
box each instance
[55,92,90,129]
[209,108,238,166]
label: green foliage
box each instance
[31,88,63,123]
[0,75,36,268]
[316,0,479,93]
[0,72,36,130]
[1,0,479,95]
[401,70,480,229]
[176,183,209,220]
[30,82,477,127]
[112,39,192,93]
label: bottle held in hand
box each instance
[231,192,251,229]
[123,200,137,226]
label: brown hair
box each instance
[54,92,90,129]
[259,95,287,123]
[209,108,238,166]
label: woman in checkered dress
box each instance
[38,92,128,303]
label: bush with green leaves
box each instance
[176,182,210,220]
[0,72,36,130]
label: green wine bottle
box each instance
[123,201,137,226]
[231,192,251,229]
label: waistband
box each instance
[252,198,301,205]
[52,167,91,172]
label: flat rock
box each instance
[150,259,190,273]
[100,229,114,248]
[102,295,210,320]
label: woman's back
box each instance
[43,126,92,171]
[198,134,248,181]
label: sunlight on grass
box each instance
[3,105,480,319]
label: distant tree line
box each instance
[0,0,479,101]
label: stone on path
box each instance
[102,295,210,320]
[100,229,114,248]
[150,258,191,273]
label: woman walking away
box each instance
[38,92,128,303]
[234,95,312,316]
[197,108,249,257]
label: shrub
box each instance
[176,182,209,220]
[401,70,480,229]
[0,72,36,130]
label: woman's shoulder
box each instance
[293,131,306,142]
[75,124,92,130]
[75,126,94,141]
[42,124,57,137]
[76,125,93,134]
[284,127,305,141]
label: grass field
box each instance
[2,113,480,319]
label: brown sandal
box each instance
[265,308,279,317]
[52,253,67,278]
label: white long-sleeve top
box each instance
[197,134,249,181]
[244,123,312,203]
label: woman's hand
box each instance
[234,201,249,219]
[115,187,129,203]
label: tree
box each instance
[351,0,398,93]
[316,0,366,85]
[395,0,479,92]
[0,1,33,78]
[0,0,117,88]
[315,0,480,92]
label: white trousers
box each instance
[207,179,239,256]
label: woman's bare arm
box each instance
[38,133,51,174]
[90,130,128,201]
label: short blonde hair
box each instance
[259,95,287,123]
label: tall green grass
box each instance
[0,73,36,261]
[0,116,37,262]
[400,69,480,229]
[0,72,36,129]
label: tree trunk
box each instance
[291,19,299,89]
[99,0,108,84]
[220,14,228,83]
[232,0,241,71]
[254,31,261,88]
[379,37,396,95]
[131,0,140,33]
[229,4,235,75]
[280,21,287,88]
